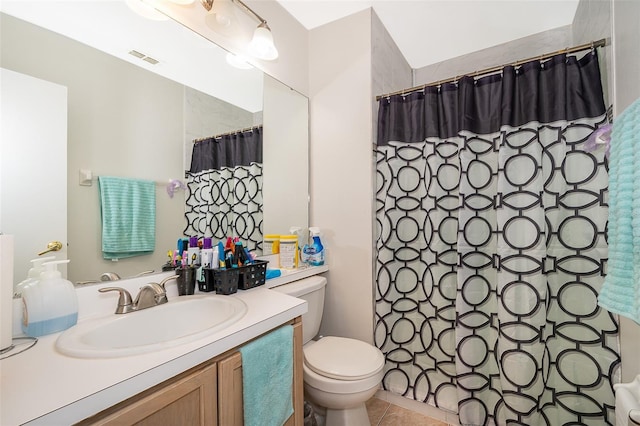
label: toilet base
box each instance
[325,404,369,426]
[304,383,379,426]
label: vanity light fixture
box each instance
[205,0,238,36]
[248,21,278,61]
[200,0,279,60]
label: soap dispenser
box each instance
[13,256,56,337]
[22,260,78,337]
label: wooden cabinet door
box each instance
[218,351,244,426]
[80,363,217,426]
[217,319,303,426]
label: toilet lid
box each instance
[304,336,385,381]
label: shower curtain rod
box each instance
[375,38,608,101]
[193,125,262,143]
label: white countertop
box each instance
[0,266,326,425]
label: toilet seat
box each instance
[304,336,385,380]
[303,362,384,394]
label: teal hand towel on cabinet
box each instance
[598,97,640,324]
[98,176,156,260]
[239,325,293,426]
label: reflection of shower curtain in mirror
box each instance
[184,126,263,252]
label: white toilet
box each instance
[272,276,384,426]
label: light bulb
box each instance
[249,23,278,61]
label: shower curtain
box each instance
[184,126,263,251]
[375,51,620,425]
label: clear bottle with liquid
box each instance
[22,260,78,337]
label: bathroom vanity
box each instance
[77,318,303,425]
[0,267,327,425]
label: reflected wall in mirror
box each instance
[0,1,308,285]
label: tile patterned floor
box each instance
[366,397,449,426]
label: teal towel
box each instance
[598,97,640,324]
[239,325,293,426]
[98,176,156,260]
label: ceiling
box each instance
[0,0,265,113]
[276,0,581,69]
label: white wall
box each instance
[309,10,374,343]
[612,0,640,384]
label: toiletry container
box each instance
[263,234,280,255]
[279,235,298,269]
[187,237,201,266]
[22,260,78,337]
[198,237,216,285]
[302,227,325,266]
[13,256,56,336]
[200,238,214,268]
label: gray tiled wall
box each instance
[371,10,412,144]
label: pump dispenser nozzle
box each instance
[41,259,70,280]
[27,256,56,278]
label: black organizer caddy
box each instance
[237,260,268,290]
[199,261,268,294]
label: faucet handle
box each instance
[100,272,121,281]
[158,274,178,290]
[135,283,168,309]
[99,287,134,314]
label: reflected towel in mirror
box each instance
[98,176,156,260]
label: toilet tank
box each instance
[271,276,326,344]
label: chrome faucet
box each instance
[98,274,178,314]
[99,283,168,314]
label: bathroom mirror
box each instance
[0,1,309,284]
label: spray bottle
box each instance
[302,227,324,266]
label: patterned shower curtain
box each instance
[375,51,620,425]
[184,126,263,251]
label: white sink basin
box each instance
[56,295,247,358]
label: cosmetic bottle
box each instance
[187,236,201,266]
[201,238,214,268]
[197,238,215,285]
[22,260,78,337]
